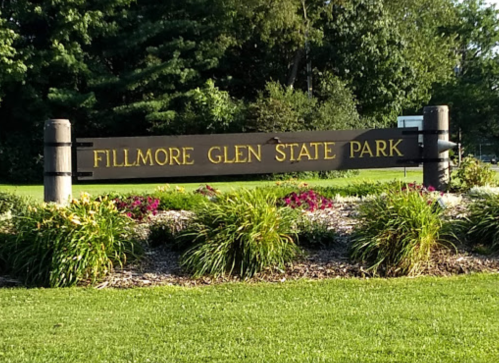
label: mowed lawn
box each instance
[1,274,499,363]
[0,168,423,200]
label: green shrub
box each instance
[181,189,300,277]
[0,192,30,215]
[148,217,194,251]
[461,194,499,253]
[350,185,448,276]
[308,180,403,199]
[0,193,31,272]
[0,193,142,287]
[453,156,495,191]
[296,218,336,248]
[152,190,207,211]
[247,82,315,133]
[149,219,177,248]
[246,76,361,133]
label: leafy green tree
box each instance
[316,0,438,126]
[0,10,26,103]
[385,0,458,111]
[0,0,134,181]
[151,79,245,135]
[430,0,499,149]
[247,76,360,133]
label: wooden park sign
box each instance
[43,106,452,204]
[75,128,420,180]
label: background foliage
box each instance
[0,0,498,182]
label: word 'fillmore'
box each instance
[77,129,419,180]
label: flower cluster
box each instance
[399,183,444,206]
[401,182,437,194]
[195,185,220,199]
[280,189,334,212]
[113,195,159,221]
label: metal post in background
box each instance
[423,106,450,191]
[44,119,72,204]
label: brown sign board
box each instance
[76,128,420,180]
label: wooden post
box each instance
[423,106,450,191]
[44,119,72,204]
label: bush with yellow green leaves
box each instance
[0,193,142,287]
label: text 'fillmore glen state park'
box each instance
[76,128,420,180]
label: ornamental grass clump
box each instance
[181,189,299,278]
[0,193,141,287]
[461,194,499,253]
[350,184,448,276]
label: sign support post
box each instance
[44,119,72,205]
[423,106,451,191]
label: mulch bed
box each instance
[96,196,499,288]
[2,195,499,289]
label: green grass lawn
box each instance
[0,169,423,201]
[0,274,498,362]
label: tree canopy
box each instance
[0,0,497,181]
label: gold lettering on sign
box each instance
[350,139,404,158]
[208,145,262,164]
[105,150,111,167]
[297,144,313,161]
[288,143,300,161]
[123,149,136,167]
[183,147,195,165]
[349,141,362,158]
[112,150,124,167]
[375,140,388,157]
[137,149,154,166]
[360,142,374,158]
[223,147,236,164]
[234,145,247,163]
[155,149,168,166]
[93,150,106,168]
[92,147,197,168]
[275,144,287,162]
[389,139,403,156]
[309,142,321,160]
[248,145,262,162]
[275,142,337,162]
[208,146,222,164]
[324,142,336,160]
[170,147,181,165]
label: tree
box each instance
[0,0,134,181]
[313,0,459,127]
[430,0,499,150]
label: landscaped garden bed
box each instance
[2,159,499,288]
[94,194,499,289]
